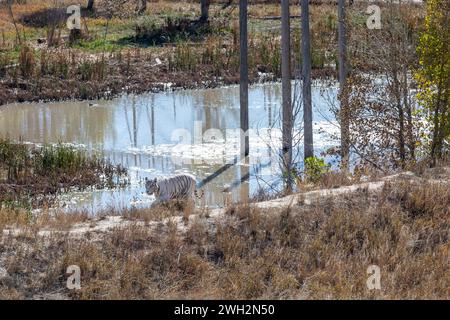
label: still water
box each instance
[0,82,339,213]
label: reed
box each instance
[18,44,34,78]
[0,52,12,77]
[0,139,127,209]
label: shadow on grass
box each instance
[116,17,213,47]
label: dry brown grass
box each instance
[0,178,448,300]
[122,200,195,224]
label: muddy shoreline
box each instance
[0,59,335,106]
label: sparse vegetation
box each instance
[0,138,127,209]
[0,0,447,302]
[0,173,448,299]
[415,0,449,164]
[0,1,425,105]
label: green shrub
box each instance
[304,156,330,184]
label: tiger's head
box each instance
[145,177,158,195]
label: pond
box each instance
[0,81,340,213]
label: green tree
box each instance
[415,0,450,164]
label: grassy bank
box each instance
[0,139,127,209]
[0,1,424,105]
[0,171,448,299]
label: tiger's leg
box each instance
[150,199,159,208]
[151,194,169,209]
[182,197,195,224]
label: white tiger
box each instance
[145,174,203,205]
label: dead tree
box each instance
[239,0,249,158]
[338,0,349,169]
[281,0,293,192]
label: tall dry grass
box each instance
[0,179,448,299]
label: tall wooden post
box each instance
[281,0,293,192]
[240,0,249,158]
[301,0,313,160]
[132,96,137,148]
[151,95,155,145]
[338,0,349,169]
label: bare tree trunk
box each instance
[7,3,21,45]
[200,0,210,22]
[393,70,406,167]
[87,0,95,11]
[69,29,82,45]
[240,0,249,158]
[430,85,444,166]
[132,96,138,148]
[338,0,349,170]
[398,98,406,167]
[301,0,313,160]
[281,0,293,193]
[403,67,415,160]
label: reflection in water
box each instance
[0,82,339,213]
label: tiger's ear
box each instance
[153,178,157,183]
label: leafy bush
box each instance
[304,156,330,184]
